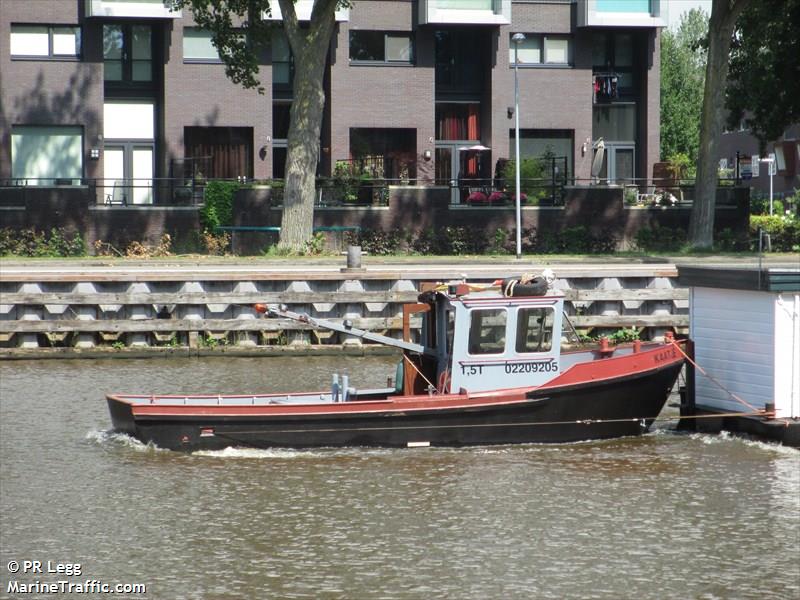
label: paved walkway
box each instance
[0,254,796,281]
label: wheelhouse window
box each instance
[350,31,414,64]
[11,125,83,185]
[468,309,507,355]
[10,25,81,58]
[183,28,220,62]
[515,308,555,354]
[509,34,571,66]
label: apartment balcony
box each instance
[85,0,181,19]
[577,0,667,28]
[419,0,511,26]
[263,1,350,22]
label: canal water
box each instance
[1,357,798,600]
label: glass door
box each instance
[435,146,460,204]
[132,146,153,204]
[594,143,635,184]
[103,146,126,204]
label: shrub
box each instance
[632,224,688,252]
[750,214,800,252]
[200,180,240,231]
[490,228,511,254]
[750,192,784,216]
[345,228,403,255]
[332,161,361,203]
[488,191,507,205]
[201,231,231,256]
[535,226,617,254]
[502,159,548,203]
[0,228,86,257]
[467,190,488,204]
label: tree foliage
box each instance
[172,0,348,251]
[660,8,708,163]
[689,0,755,249]
[725,0,800,152]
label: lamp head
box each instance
[512,33,526,44]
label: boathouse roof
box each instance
[677,265,800,293]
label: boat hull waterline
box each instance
[107,353,684,451]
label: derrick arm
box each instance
[255,304,436,357]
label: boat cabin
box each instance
[402,285,564,395]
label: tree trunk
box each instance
[277,0,338,252]
[689,0,752,249]
[279,50,327,251]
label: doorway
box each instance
[594,143,635,184]
[435,143,491,204]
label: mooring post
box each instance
[347,245,361,270]
[678,338,696,431]
[341,245,365,273]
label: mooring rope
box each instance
[403,353,436,390]
[669,340,764,414]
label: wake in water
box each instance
[686,430,800,456]
[85,428,166,452]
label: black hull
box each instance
[109,362,683,451]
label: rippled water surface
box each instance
[1,357,798,600]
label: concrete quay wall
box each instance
[0,263,687,356]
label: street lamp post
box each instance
[512,32,525,259]
[759,155,775,215]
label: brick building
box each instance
[1,0,666,205]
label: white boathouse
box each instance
[677,265,799,445]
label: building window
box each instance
[103,24,152,84]
[10,25,81,58]
[436,103,480,141]
[183,28,220,62]
[593,105,636,142]
[349,128,417,180]
[434,0,493,8]
[272,30,293,92]
[592,32,636,97]
[350,31,414,63]
[11,125,83,185]
[435,29,488,96]
[597,0,652,13]
[515,308,555,354]
[509,34,571,66]
[468,309,507,355]
[509,129,574,178]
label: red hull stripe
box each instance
[117,345,683,419]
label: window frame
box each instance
[349,31,415,65]
[103,23,155,90]
[515,307,555,354]
[11,125,85,185]
[509,33,572,68]
[467,308,508,356]
[272,29,294,95]
[182,27,222,63]
[10,24,81,60]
